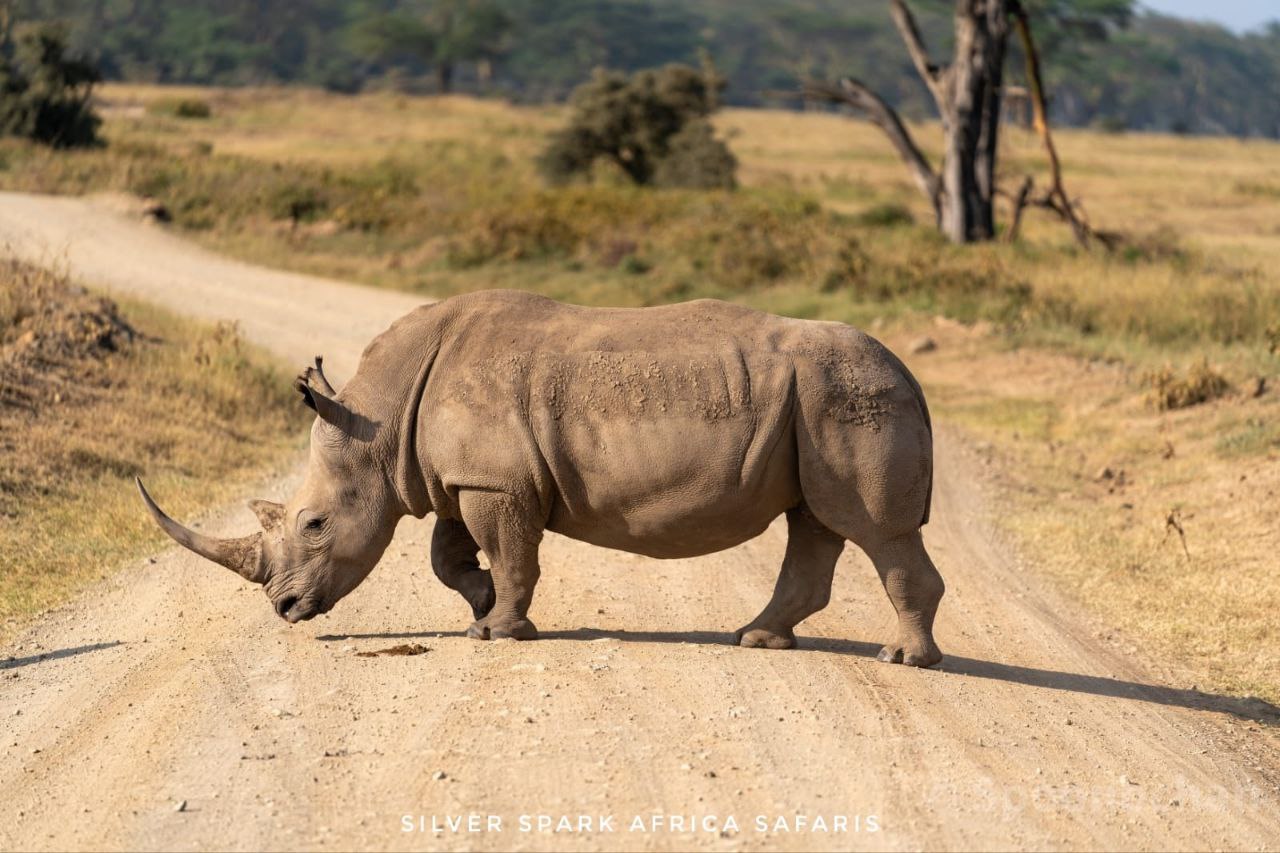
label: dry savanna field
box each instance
[1,84,1278,712]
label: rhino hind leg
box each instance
[865,531,944,668]
[458,490,541,641]
[734,507,844,650]
[430,517,496,620]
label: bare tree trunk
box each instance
[0,0,13,51]
[436,61,454,94]
[938,0,1009,242]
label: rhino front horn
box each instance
[135,477,271,584]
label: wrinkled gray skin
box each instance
[139,290,945,666]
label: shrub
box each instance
[150,98,213,119]
[1093,115,1127,134]
[267,181,328,227]
[854,202,914,228]
[652,120,736,190]
[1143,360,1231,410]
[539,64,737,189]
[0,23,101,149]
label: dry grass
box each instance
[911,324,1280,704]
[0,260,308,638]
[1,84,1278,705]
[2,86,1278,369]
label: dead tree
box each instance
[806,0,1119,248]
[806,0,1013,244]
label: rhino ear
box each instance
[307,355,337,396]
[292,362,378,441]
[249,499,285,531]
[294,376,378,438]
[293,373,350,426]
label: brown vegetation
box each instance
[1143,360,1231,411]
[0,259,306,633]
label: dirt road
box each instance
[1,191,1277,852]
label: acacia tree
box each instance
[806,0,1130,244]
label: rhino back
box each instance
[417,291,921,556]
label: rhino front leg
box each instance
[458,490,541,641]
[430,517,495,620]
[735,507,844,649]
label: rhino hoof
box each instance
[876,642,943,668]
[466,617,538,641]
[734,626,796,650]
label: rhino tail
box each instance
[881,347,933,528]
[917,388,933,527]
[904,367,933,527]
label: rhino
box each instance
[137,290,945,666]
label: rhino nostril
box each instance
[275,595,299,618]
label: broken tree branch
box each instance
[1005,175,1034,243]
[1163,509,1191,560]
[890,0,946,104]
[1009,1,1118,249]
[802,76,942,221]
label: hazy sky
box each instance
[1141,0,1277,33]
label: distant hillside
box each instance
[11,0,1280,137]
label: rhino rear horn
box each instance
[135,478,271,584]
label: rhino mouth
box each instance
[276,595,327,623]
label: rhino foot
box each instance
[876,641,943,668]
[733,626,797,650]
[466,615,538,641]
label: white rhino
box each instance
[138,290,944,666]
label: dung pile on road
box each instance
[0,258,136,412]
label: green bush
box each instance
[538,64,736,189]
[149,98,213,119]
[652,120,736,190]
[0,23,101,149]
[267,181,329,226]
[854,202,914,228]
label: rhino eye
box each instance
[299,513,327,535]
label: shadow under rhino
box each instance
[315,628,1280,725]
[0,641,123,671]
